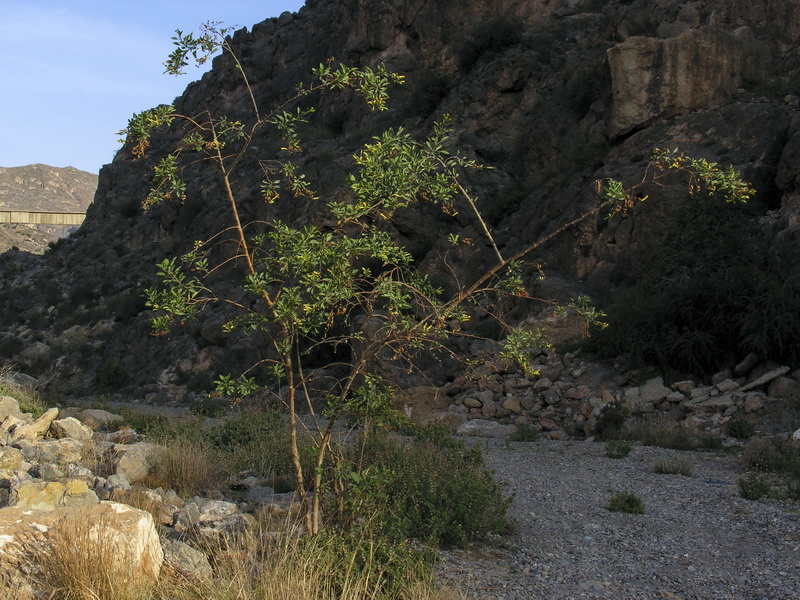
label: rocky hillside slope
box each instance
[0,0,799,399]
[0,165,97,254]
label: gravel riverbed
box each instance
[436,439,800,600]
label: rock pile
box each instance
[427,350,800,439]
[0,394,301,594]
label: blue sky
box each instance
[1,1,306,174]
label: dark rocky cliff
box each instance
[1,0,799,400]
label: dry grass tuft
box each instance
[22,513,155,600]
[150,527,464,600]
[140,438,225,497]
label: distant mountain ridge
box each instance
[0,164,97,253]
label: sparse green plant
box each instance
[725,417,756,440]
[97,360,130,392]
[738,473,772,501]
[605,439,631,458]
[130,21,754,543]
[653,455,693,476]
[509,422,539,442]
[131,22,614,537]
[699,432,724,450]
[607,492,645,514]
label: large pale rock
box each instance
[161,538,212,581]
[11,408,59,443]
[10,479,98,510]
[740,366,791,391]
[607,26,769,137]
[0,447,22,471]
[0,502,163,583]
[744,394,765,413]
[0,397,23,421]
[20,438,86,467]
[49,417,93,441]
[113,442,164,483]
[74,409,124,432]
[767,376,800,398]
[639,377,672,404]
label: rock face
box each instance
[607,26,770,136]
[0,0,799,396]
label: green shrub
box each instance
[740,437,800,500]
[725,417,756,440]
[205,409,314,490]
[299,527,434,600]
[509,422,539,442]
[605,440,631,458]
[653,455,693,476]
[738,473,772,501]
[343,428,513,548]
[116,409,206,444]
[189,395,228,418]
[607,492,645,514]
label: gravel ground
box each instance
[436,439,800,600]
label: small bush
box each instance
[738,473,772,501]
[605,440,631,458]
[189,395,228,418]
[345,427,513,548]
[594,402,630,440]
[653,455,693,476]
[509,422,539,442]
[699,433,724,450]
[607,492,645,514]
[725,417,756,440]
[742,438,782,472]
[97,360,130,392]
[740,437,800,500]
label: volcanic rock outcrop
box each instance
[1,0,799,398]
